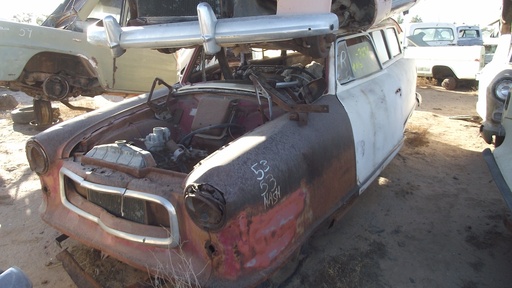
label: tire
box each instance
[34,100,53,127]
[10,105,60,126]
[441,77,457,90]
[10,106,35,124]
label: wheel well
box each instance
[19,52,104,98]
[24,52,97,78]
[431,66,456,80]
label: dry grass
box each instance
[405,124,430,148]
[416,77,438,88]
[67,239,204,288]
[69,245,150,288]
[306,240,387,288]
[145,239,209,288]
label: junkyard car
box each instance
[477,34,512,146]
[25,0,421,286]
[483,88,512,215]
[0,0,177,125]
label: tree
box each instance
[396,14,404,24]
[11,13,46,25]
[410,15,423,23]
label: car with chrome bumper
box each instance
[25,0,421,286]
[477,34,512,146]
[483,89,512,219]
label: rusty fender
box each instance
[28,89,168,162]
[185,95,357,286]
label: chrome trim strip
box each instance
[59,167,179,247]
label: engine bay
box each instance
[78,50,329,174]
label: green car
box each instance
[0,0,178,126]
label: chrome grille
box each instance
[88,190,147,225]
[59,167,180,247]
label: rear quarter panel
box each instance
[0,20,177,92]
[0,20,114,84]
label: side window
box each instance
[385,28,401,57]
[89,0,123,21]
[337,42,354,84]
[137,0,222,17]
[371,30,390,63]
[337,36,381,84]
[459,28,480,39]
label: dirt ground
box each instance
[1,84,512,288]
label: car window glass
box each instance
[88,0,122,21]
[459,28,480,38]
[336,41,354,84]
[371,30,390,63]
[136,0,222,17]
[413,27,454,42]
[346,36,381,78]
[385,28,401,57]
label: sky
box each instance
[405,0,502,26]
[0,0,505,27]
[0,0,63,20]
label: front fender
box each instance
[184,95,357,284]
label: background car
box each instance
[0,0,179,126]
[476,34,512,146]
[483,88,512,218]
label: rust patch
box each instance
[214,188,306,279]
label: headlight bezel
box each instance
[493,77,512,102]
[25,140,49,175]
[184,184,226,231]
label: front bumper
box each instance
[480,120,505,144]
[39,161,213,284]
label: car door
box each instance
[335,31,406,192]
[91,0,179,92]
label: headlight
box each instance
[493,78,512,102]
[25,140,49,175]
[185,184,226,231]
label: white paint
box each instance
[251,160,282,209]
[277,0,331,15]
[18,28,32,38]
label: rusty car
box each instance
[25,0,421,286]
[0,0,178,127]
